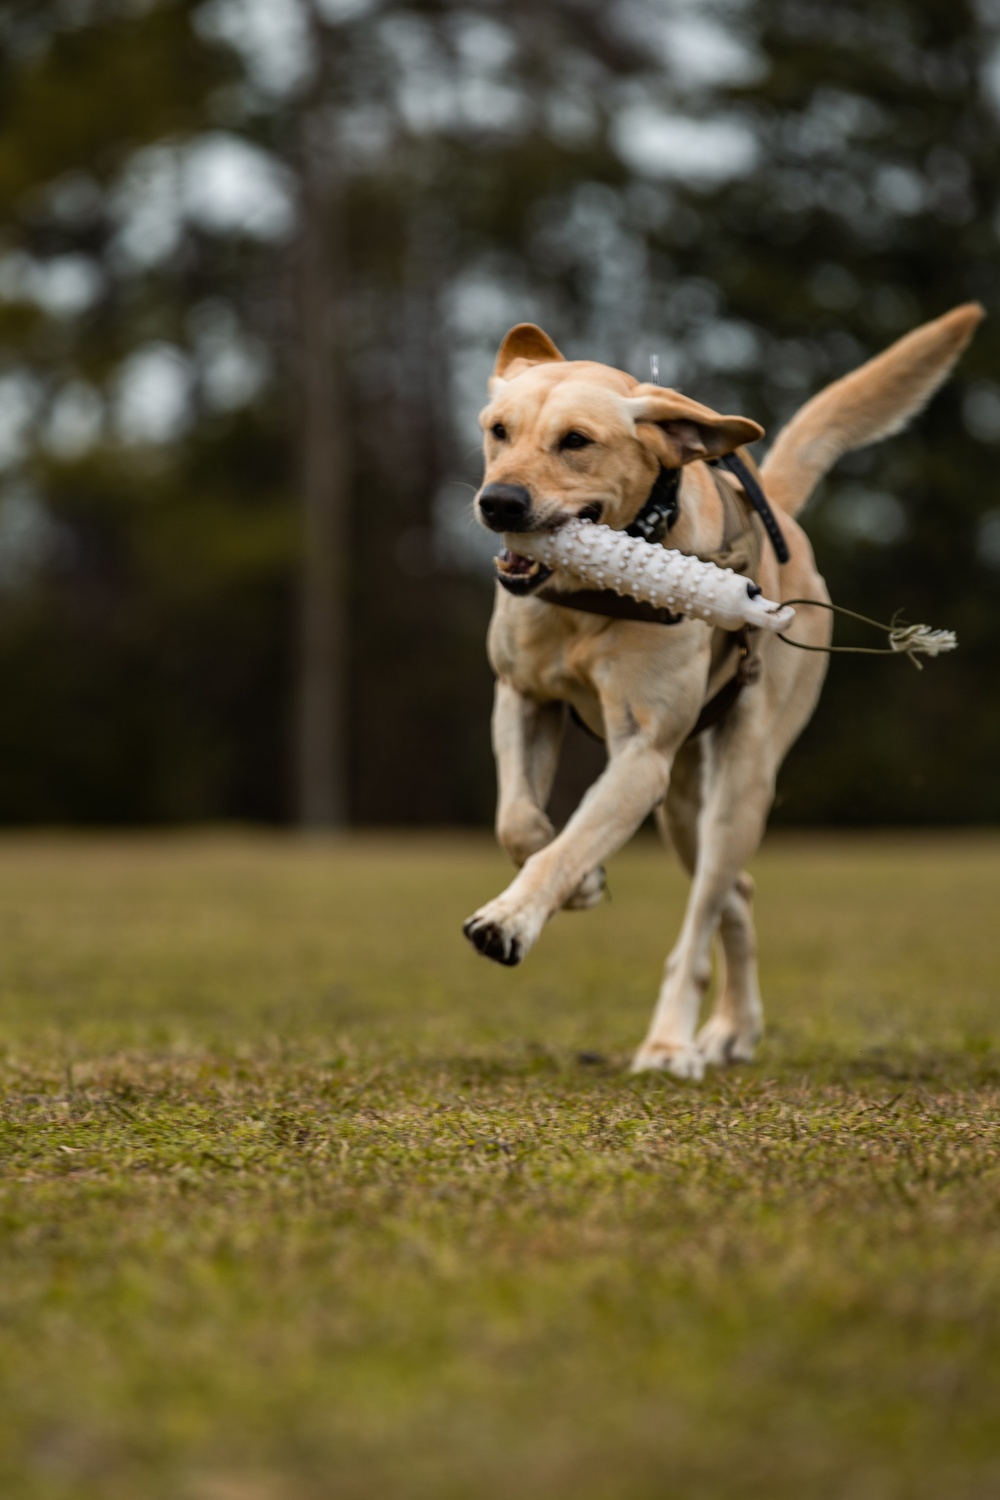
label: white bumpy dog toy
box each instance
[505,518,796,634]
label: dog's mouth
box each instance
[493,503,603,596]
[495,549,552,596]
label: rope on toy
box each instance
[506,520,958,667]
[777,600,958,670]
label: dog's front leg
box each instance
[464,734,672,967]
[492,681,564,868]
[493,681,608,911]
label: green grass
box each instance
[1,831,999,1500]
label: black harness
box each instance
[537,451,788,626]
[536,451,789,741]
[715,451,789,565]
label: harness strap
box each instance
[537,586,683,626]
[711,451,789,565]
[686,628,759,739]
[703,464,761,578]
[684,675,745,741]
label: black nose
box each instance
[478,483,532,532]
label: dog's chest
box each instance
[487,591,709,731]
[488,587,611,679]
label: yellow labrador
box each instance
[463,306,981,1078]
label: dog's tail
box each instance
[760,303,983,517]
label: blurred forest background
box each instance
[0,0,998,828]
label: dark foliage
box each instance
[0,0,996,824]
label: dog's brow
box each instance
[479,406,510,430]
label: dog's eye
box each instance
[560,430,593,451]
[490,423,508,441]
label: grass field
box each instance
[1,831,999,1500]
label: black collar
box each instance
[528,463,682,620]
[625,454,789,564]
[536,466,684,625]
[625,465,680,544]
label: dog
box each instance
[462,304,982,1078]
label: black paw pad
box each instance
[462,919,522,967]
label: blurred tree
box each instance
[295,14,351,827]
[0,0,996,826]
[0,0,650,824]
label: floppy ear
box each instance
[493,323,565,381]
[626,384,763,466]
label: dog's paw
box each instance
[630,1041,705,1081]
[697,1014,762,1069]
[462,900,543,967]
[563,865,606,912]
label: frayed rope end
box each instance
[888,621,958,670]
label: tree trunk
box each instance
[295,110,350,827]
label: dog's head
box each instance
[477,323,763,595]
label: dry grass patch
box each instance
[0,832,998,1499]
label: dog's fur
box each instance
[463,305,982,1077]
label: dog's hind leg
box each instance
[657,744,762,1064]
[657,739,703,874]
[696,870,763,1068]
[633,724,774,1080]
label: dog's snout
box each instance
[478,483,532,532]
